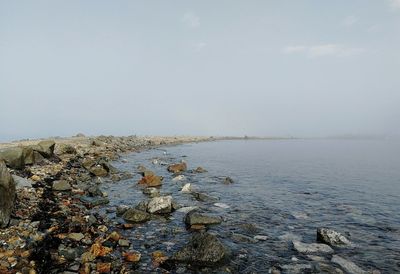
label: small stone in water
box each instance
[118,239,130,247]
[214,202,230,209]
[254,235,268,241]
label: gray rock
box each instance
[147,196,173,214]
[292,240,334,254]
[317,228,351,246]
[11,175,33,189]
[118,239,130,247]
[331,255,366,274]
[281,264,313,273]
[191,192,219,202]
[87,185,102,197]
[0,146,34,169]
[231,233,257,243]
[79,196,109,207]
[123,208,151,223]
[52,180,72,191]
[185,211,222,226]
[172,232,229,266]
[142,187,160,197]
[0,160,16,228]
[116,205,129,216]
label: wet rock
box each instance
[0,160,16,228]
[79,196,109,207]
[123,208,151,223]
[116,205,129,216]
[68,233,85,242]
[191,191,219,202]
[89,165,108,177]
[142,187,160,197]
[254,235,268,241]
[123,251,141,263]
[0,146,34,169]
[281,263,313,273]
[194,166,207,173]
[180,183,192,193]
[317,228,351,246]
[331,255,366,274]
[11,175,33,189]
[292,240,334,254]
[231,233,257,243]
[167,162,187,173]
[185,211,222,226]
[96,262,111,273]
[118,239,130,247]
[214,202,229,209]
[171,232,229,266]
[224,177,234,184]
[87,185,103,197]
[172,175,186,181]
[147,196,173,214]
[138,174,163,187]
[52,180,72,191]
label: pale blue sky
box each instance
[1,1,399,140]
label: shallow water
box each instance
[101,139,400,273]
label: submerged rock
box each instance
[180,183,192,193]
[123,208,151,223]
[147,196,173,214]
[223,177,234,184]
[138,174,163,187]
[191,192,219,202]
[292,240,334,254]
[171,232,229,266]
[185,211,222,226]
[193,167,207,173]
[317,228,351,246]
[331,255,366,274]
[172,175,186,181]
[167,162,187,173]
[142,187,160,197]
[0,160,16,228]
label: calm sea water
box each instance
[103,139,400,273]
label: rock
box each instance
[0,160,16,228]
[123,251,141,263]
[147,196,173,214]
[87,185,102,197]
[35,140,56,157]
[180,183,192,193]
[331,255,366,274]
[52,180,72,191]
[116,205,129,216]
[118,239,130,247]
[79,196,109,207]
[89,165,108,177]
[11,175,33,189]
[68,233,85,242]
[123,208,151,223]
[177,206,198,213]
[214,202,230,209]
[142,187,160,197]
[231,233,257,243]
[57,144,77,155]
[194,166,207,173]
[138,174,163,187]
[184,211,222,226]
[281,264,313,273]
[0,146,34,169]
[292,240,334,254]
[172,175,186,181]
[254,235,268,241]
[171,232,229,266]
[96,262,111,273]
[317,228,351,246]
[167,162,187,173]
[191,192,219,202]
[223,177,234,184]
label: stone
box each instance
[89,165,108,177]
[123,208,151,223]
[147,196,173,214]
[254,235,268,241]
[191,192,219,202]
[281,264,313,273]
[194,166,207,173]
[331,255,366,274]
[118,239,130,247]
[0,160,16,228]
[185,211,222,226]
[52,180,72,191]
[142,187,160,197]
[96,262,111,273]
[11,175,33,189]
[172,175,186,181]
[317,228,351,246]
[116,205,129,216]
[68,233,84,242]
[0,146,34,169]
[167,162,187,173]
[123,251,141,263]
[172,232,229,266]
[224,177,234,184]
[138,174,162,187]
[231,233,257,243]
[180,183,192,193]
[292,240,334,254]
[36,140,56,158]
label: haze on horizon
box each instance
[1,0,400,142]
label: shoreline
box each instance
[0,135,217,273]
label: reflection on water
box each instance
[102,139,400,273]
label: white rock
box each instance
[292,240,334,254]
[147,196,172,214]
[254,235,268,241]
[173,175,186,182]
[180,183,192,193]
[214,202,230,209]
[176,206,198,213]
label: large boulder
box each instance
[331,255,366,274]
[167,162,187,173]
[171,232,229,266]
[147,196,173,214]
[317,228,351,246]
[0,160,16,228]
[36,140,56,158]
[0,146,34,169]
[122,208,151,223]
[184,211,222,226]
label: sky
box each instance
[0,0,400,141]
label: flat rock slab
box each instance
[331,255,366,274]
[185,211,222,226]
[292,240,334,254]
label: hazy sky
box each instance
[1,1,400,141]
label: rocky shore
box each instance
[0,135,215,274]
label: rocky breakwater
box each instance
[0,135,212,273]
